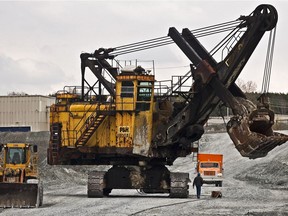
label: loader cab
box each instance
[7,148,25,164]
[4,143,28,165]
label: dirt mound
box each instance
[199,131,288,190]
[235,161,288,190]
[233,142,288,190]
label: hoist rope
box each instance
[261,26,277,93]
[111,20,242,56]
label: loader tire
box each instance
[36,181,43,207]
[39,182,44,206]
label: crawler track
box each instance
[87,171,106,198]
[169,172,190,198]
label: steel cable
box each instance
[114,20,240,51]
[111,20,242,56]
[261,26,276,93]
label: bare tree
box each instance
[236,78,257,93]
[7,91,28,96]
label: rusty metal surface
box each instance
[227,116,288,159]
[0,183,38,208]
[211,191,222,198]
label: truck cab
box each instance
[197,153,223,187]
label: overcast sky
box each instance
[0,0,287,95]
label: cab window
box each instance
[6,148,26,164]
[137,87,152,101]
[136,81,153,111]
[121,81,134,98]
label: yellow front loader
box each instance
[0,143,43,208]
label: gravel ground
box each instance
[0,131,288,215]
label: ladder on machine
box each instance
[191,141,199,162]
[75,113,107,147]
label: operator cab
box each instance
[7,149,25,164]
[114,66,155,155]
[4,144,27,165]
[116,65,154,112]
[3,143,37,166]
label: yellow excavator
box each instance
[48,4,288,198]
[0,143,43,208]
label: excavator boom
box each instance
[153,4,288,158]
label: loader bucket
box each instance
[0,183,40,208]
[227,116,288,159]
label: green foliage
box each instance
[212,92,288,116]
[246,92,288,115]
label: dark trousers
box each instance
[196,186,201,198]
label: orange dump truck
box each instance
[197,153,223,187]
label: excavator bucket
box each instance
[227,115,288,159]
[0,182,41,208]
[227,95,288,159]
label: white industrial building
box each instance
[0,95,55,132]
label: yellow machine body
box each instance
[48,74,155,164]
[0,143,43,208]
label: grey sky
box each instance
[0,0,287,95]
